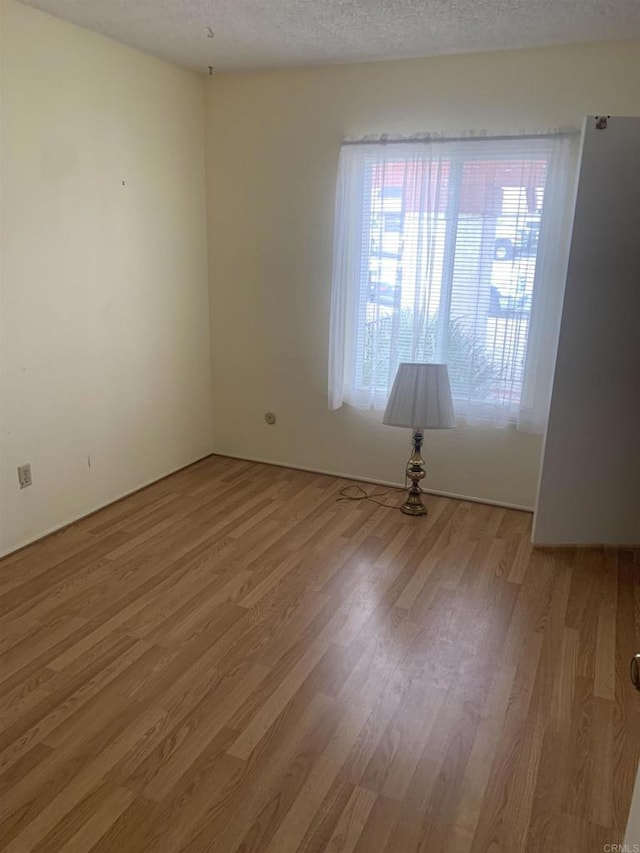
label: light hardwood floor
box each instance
[0,455,639,852]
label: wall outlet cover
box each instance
[18,464,32,489]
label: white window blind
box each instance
[329,133,575,432]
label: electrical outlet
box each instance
[17,463,32,489]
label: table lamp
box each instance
[383,363,455,516]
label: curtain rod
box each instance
[342,131,579,147]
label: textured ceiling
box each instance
[21,0,640,73]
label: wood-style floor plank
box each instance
[0,455,638,852]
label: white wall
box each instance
[204,41,640,510]
[3,24,640,554]
[0,0,213,556]
[625,763,640,849]
[534,117,640,546]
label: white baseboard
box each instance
[0,453,214,560]
[0,450,534,561]
[214,452,534,514]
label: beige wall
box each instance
[0,0,212,555]
[2,18,639,555]
[204,41,640,509]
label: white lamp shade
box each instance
[383,363,455,430]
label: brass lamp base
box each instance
[401,430,427,516]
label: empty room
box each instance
[1,0,639,850]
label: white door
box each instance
[534,115,640,547]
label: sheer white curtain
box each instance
[328,132,576,433]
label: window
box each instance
[329,134,574,432]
